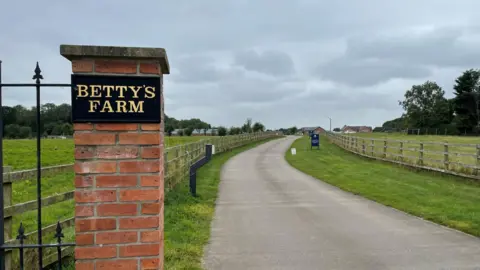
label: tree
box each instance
[452,69,480,133]
[217,126,227,136]
[241,118,252,133]
[19,126,32,138]
[333,127,341,132]
[52,123,64,135]
[287,126,298,135]
[399,81,453,128]
[229,127,242,135]
[382,117,406,130]
[5,124,21,139]
[184,127,193,136]
[165,123,175,136]
[62,123,73,135]
[252,122,265,132]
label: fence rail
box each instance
[2,131,280,269]
[327,133,480,180]
[3,164,73,183]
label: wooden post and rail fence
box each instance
[327,132,480,180]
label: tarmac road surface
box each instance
[203,136,480,270]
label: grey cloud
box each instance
[307,89,398,111]
[345,26,480,68]
[314,25,480,87]
[234,50,295,77]
[316,58,431,87]
[3,0,480,129]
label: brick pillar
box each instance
[60,45,169,270]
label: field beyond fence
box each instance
[2,131,280,270]
[327,132,480,180]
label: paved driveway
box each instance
[203,136,480,270]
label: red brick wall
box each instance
[70,59,164,270]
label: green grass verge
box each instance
[164,137,281,270]
[285,136,480,236]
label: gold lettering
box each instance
[128,86,142,98]
[77,85,89,97]
[103,85,115,97]
[90,85,102,98]
[116,100,127,113]
[88,100,101,112]
[144,86,156,98]
[115,86,127,98]
[129,101,144,113]
[100,100,114,113]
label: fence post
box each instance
[164,150,170,188]
[3,166,12,270]
[362,139,366,154]
[370,139,374,156]
[355,138,358,152]
[444,143,449,171]
[383,140,387,158]
[419,143,424,166]
[399,142,404,162]
[476,144,480,175]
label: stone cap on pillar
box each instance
[60,44,170,74]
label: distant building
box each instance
[192,128,218,136]
[300,127,326,135]
[171,129,183,136]
[341,125,373,133]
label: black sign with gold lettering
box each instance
[71,74,161,123]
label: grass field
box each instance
[9,170,75,268]
[3,136,210,170]
[286,135,480,237]
[342,132,480,175]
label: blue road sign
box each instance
[310,133,320,149]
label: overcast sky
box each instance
[2,0,480,130]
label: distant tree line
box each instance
[380,69,480,136]
[279,126,298,135]
[0,103,267,139]
[2,103,72,139]
[169,117,267,137]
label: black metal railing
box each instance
[189,144,213,196]
[0,61,75,270]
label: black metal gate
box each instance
[0,61,75,269]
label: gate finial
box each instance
[16,223,26,242]
[32,62,43,83]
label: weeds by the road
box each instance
[286,136,480,237]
